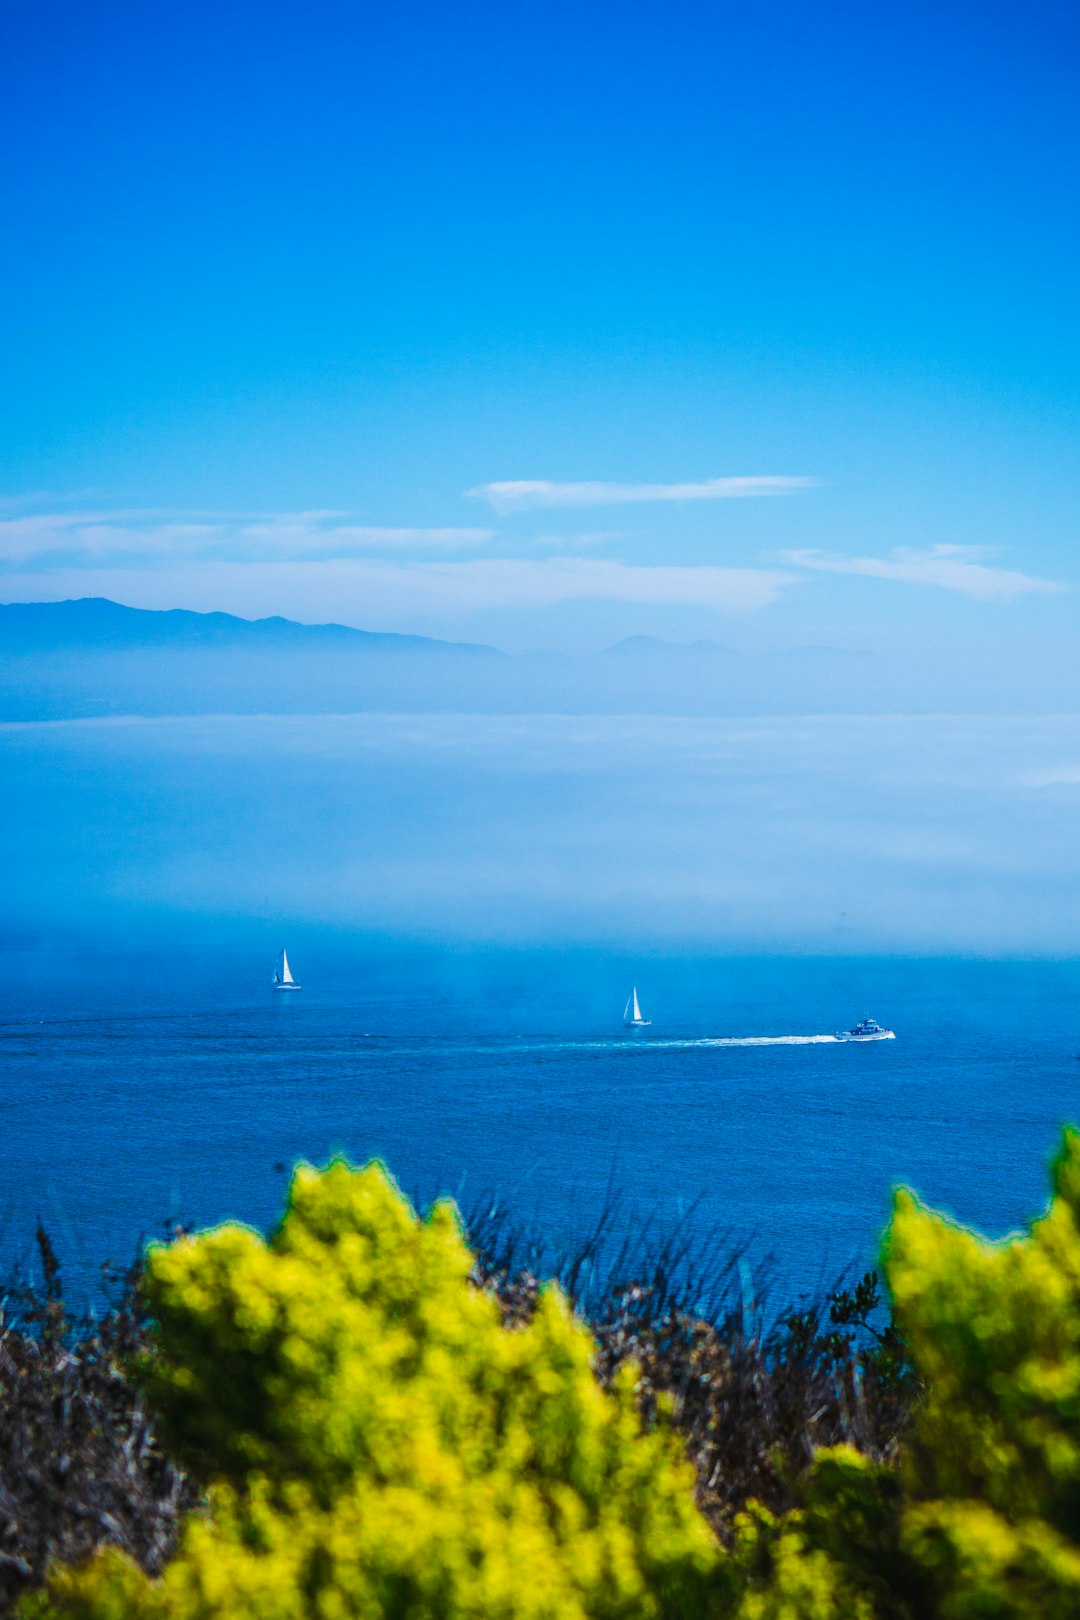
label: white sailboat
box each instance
[623,986,650,1028]
[272,946,301,992]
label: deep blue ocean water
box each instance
[2,942,1079,1311]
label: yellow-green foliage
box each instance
[29,1132,1080,1620]
[27,1161,720,1620]
[730,1127,1080,1618]
[885,1124,1080,1617]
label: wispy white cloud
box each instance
[785,545,1066,601]
[5,556,798,622]
[0,509,494,566]
[530,530,625,548]
[469,476,817,513]
[233,520,495,553]
[1024,764,1080,788]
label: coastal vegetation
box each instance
[6,1134,1080,1617]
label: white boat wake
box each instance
[664,1034,841,1048]
[479,1033,845,1054]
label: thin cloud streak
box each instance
[469,476,817,513]
[5,556,799,623]
[785,545,1066,601]
[530,530,626,548]
[0,510,494,565]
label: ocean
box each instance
[2,941,1078,1311]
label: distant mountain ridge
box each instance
[0,597,509,721]
[0,596,1059,718]
[0,597,498,656]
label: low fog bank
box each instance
[6,645,1078,721]
[3,599,1078,718]
[3,711,1080,955]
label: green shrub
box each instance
[730,1127,1080,1618]
[30,1131,1080,1619]
[24,1160,721,1620]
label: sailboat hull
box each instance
[273,982,302,992]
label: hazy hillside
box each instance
[0,597,498,656]
[2,599,1073,718]
[0,599,504,720]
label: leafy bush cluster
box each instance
[0,1191,913,1615]
[727,1127,1080,1617]
[12,1129,1080,1618]
[21,1164,718,1620]
[476,1246,912,1534]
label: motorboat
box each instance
[836,1016,894,1042]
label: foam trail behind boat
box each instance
[434,1034,845,1056]
[592,1033,841,1050]
[684,1034,840,1047]
[364,1033,848,1058]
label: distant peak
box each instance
[602,634,735,657]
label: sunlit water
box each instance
[2,942,1078,1309]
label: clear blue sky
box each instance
[2,0,1078,661]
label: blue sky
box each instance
[2,0,1078,658]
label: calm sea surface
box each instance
[2,942,1078,1308]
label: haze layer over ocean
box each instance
[3,708,1079,952]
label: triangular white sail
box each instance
[273,947,300,989]
[623,986,648,1026]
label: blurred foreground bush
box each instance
[729,1127,1080,1617]
[0,1181,910,1617]
[23,1131,1080,1619]
[23,1163,719,1620]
